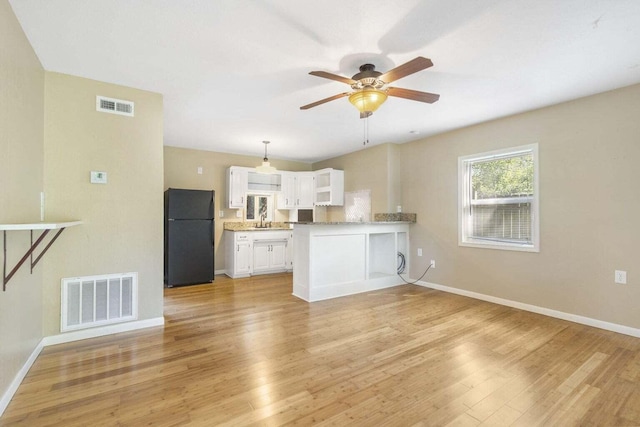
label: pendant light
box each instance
[255,140,277,174]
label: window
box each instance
[458,144,539,252]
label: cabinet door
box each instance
[277,173,296,209]
[228,167,248,208]
[286,232,293,270]
[296,173,315,208]
[270,241,288,270]
[253,242,270,272]
[236,241,252,275]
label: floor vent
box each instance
[96,95,134,117]
[61,272,138,332]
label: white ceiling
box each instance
[9,0,640,163]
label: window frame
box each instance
[458,143,540,252]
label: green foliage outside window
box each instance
[471,154,533,199]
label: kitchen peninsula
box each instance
[292,217,414,302]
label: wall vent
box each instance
[96,96,134,117]
[61,272,138,332]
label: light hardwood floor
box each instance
[2,273,640,426]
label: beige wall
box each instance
[399,83,640,329]
[163,146,311,272]
[313,143,397,221]
[0,0,45,402]
[42,72,164,335]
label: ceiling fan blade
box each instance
[309,71,356,85]
[379,57,433,83]
[387,87,440,104]
[300,92,350,110]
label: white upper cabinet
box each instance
[277,172,315,210]
[228,167,342,210]
[278,172,297,209]
[315,168,344,206]
[296,172,315,208]
[227,167,249,208]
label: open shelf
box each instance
[368,232,397,278]
[2,220,82,291]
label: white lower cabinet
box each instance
[253,240,287,273]
[225,231,252,278]
[225,230,292,278]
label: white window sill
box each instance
[459,239,539,253]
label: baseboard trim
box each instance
[42,317,165,347]
[417,280,640,338]
[214,269,226,276]
[0,317,165,417]
[0,340,44,417]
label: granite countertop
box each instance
[292,213,417,225]
[223,221,292,231]
[223,213,416,231]
[290,221,414,225]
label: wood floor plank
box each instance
[2,273,640,426]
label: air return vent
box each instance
[96,96,134,117]
[61,272,138,332]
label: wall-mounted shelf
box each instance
[1,220,82,291]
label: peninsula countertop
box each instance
[289,221,415,225]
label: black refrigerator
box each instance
[164,188,215,287]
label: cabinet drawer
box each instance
[235,233,251,241]
[251,231,290,241]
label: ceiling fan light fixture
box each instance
[348,87,388,114]
[255,140,277,174]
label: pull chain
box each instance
[363,115,370,145]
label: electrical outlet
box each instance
[430,259,436,269]
[219,210,224,218]
[417,248,423,256]
[615,270,627,284]
[236,210,242,218]
[197,166,203,175]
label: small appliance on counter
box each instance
[297,209,313,222]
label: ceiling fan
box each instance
[300,56,440,118]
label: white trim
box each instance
[459,239,538,253]
[0,341,44,416]
[43,317,164,346]
[215,269,226,276]
[0,317,164,417]
[416,280,640,338]
[458,143,539,253]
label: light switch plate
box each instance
[90,171,107,184]
[615,270,627,284]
